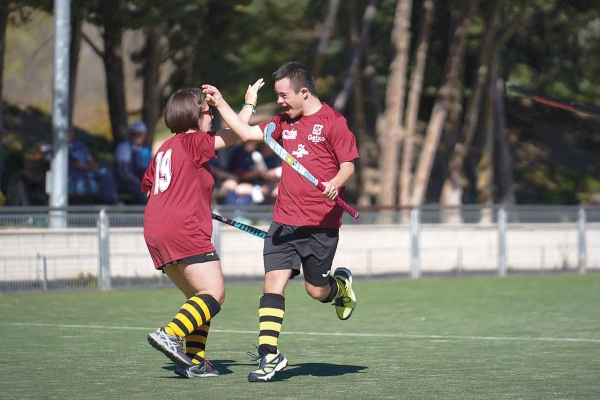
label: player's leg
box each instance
[186,321,210,364]
[248,223,298,382]
[302,228,356,321]
[247,269,291,382]
[147,255,223,372]
[160,261,224,336]
[171,259,223,378]
[147,264,195,367]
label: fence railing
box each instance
[1,205,598,293]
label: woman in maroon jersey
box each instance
[143,78,264,378]
[203,62,358,382]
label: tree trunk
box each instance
[312,0,341,79]
[69,7,84,129]
[0,4,8,193]
[439,1,499,213]
[333,0,377,113]
[142,24,166,147]
[100,0,128,147]
[411,0,475,206]
[493,74,515,206]
[476,56,497,223]
[376,0,412,209]
[399,0,434,218]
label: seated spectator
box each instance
[68,129,119,205]
[6,142,52,206]
[217,141,281,206]
[114,121,152,205]
[254,142,281,201]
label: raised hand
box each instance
[202,84,223,107]
[245,78,265,106]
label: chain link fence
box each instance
[1,205,598,294]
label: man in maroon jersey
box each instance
[143,78,265,379]
[203,62,358,382]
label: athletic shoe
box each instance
[333,267,356,320]
[247,347,288,382]
[174,360,219,378]
[147,328,193,367]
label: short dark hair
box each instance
[272,62,317,96]
[163,88,205,133]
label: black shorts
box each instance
[263,222,339,286]
[159,251,220,272]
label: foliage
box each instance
[2,0,599,205]
[507,0,600,106]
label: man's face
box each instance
[274,77,305,119]
[131,132,147,146]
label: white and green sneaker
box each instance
[247,348,288,382]
[174,360,219,378]
[147,328,193,367]
[333,267,356,320]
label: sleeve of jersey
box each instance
[330,117,359,163]
[258,117,283,141]
[182,132,217,167]
[141,156,155,192]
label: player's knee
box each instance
[196,290,225,306]
[305,283,328,301]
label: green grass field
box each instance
[1,274,599,399]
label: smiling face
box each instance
[274,77,307,120]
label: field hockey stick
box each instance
[506,82,600,119]
[211,212,267,239]
[262,122,360,222]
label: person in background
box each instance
[143,79,265,379]
[217,141,281,206]
[203,61,358,383]
[68,129,119,205]
[6,142,52,206]
[114,121,152,204]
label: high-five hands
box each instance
[245,78,265,106]
[203,78,264,108]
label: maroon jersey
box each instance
[141,131,217,268]
[259,103,359,228]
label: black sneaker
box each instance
[174,359,219,378]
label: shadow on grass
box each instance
[161,359,239,377]
[160,361,366,380]
[273,362,367,381]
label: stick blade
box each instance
[263,122,276,138]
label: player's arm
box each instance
[321,161,355,201]
[238,78,264,123]
[203,84,264,146]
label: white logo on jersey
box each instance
[282,128,297,140]
[312,124,323,135]
[292,144,309,158]
[154,149,173,194]
[308,124,325,144]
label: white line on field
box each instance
[11,323,600,344]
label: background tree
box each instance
[399,0,434,214]
[83,0,128,146]
[411,0,475,207]
[376,0,412,210]
[2,0,599,206]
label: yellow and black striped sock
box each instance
[257,293,285,355]
[321,275,344,303]
[186,321,210,364]
[164,294,221,338]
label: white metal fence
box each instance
[0,205,598,293]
